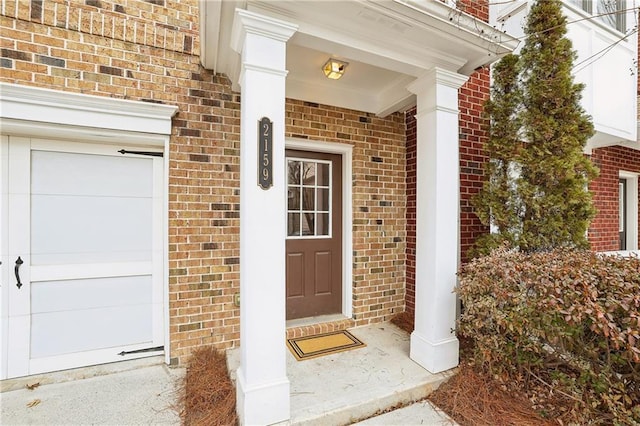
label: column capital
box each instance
[231,8,298,54]
[406,67,469,97]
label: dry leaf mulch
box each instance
[179,346,237,426]
[428,362,558,426]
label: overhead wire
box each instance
[573,25,638,74]
[456,0,639,73]
[457,0,638,41]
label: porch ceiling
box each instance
[199,0,519,117]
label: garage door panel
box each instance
[31,194,152,265]
[31,303,153,358]
[30,262,152,282]
[31,275,152,313]
[31,150,153,197]
[4,137,164,379]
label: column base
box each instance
[236,367,290,425]
[410,330,459,374]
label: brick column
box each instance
[407,68,468,374]
[231,9,297,425]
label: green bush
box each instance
[457,247,640,424]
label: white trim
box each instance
[286,138,354,319]
[619,171,638,251]
[495,0,527,22]
[0,83,177,135]
[0,136,8,378]
[0,119,169,148]
[601,249,640,257]
[198,0,222,70]
[407,67,469,96]
[242,63,289,78]
[231,8,298,54]
[163,122,171,367]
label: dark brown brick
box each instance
[30,0,43,20]
[2,49,31,61]
[99,65,122,76]
[178,323,201,332]
[181,128,201,137]
[189,153,209,162]
[37,55,65,67]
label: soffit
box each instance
[200,0,518,116]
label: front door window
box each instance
[287,159,331,238]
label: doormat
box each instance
[287,330,365,361]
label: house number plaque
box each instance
[258,117,273,190]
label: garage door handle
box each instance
[15,256,23,289]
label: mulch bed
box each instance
[179,346,237,426]
[429,362,557,426]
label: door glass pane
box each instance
[302,187,315,211]
[317,188,329,212]
[317,163,330,186]
[288,161,301,184]
[302,212,315,236]
[286,157,331,238]
[288,212,301,237]
[302,162,316,185]
[288,187,300,210]
[318,213,330,236]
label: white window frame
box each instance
[567,0,627,34]
[619,170,638,251]
[286,157,333,240]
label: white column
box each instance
[407,68,468,374]
[231,9,297,426]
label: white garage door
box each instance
[5,137,164,378]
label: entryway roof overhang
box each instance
[200,0,519,117]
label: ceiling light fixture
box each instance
[322,58,348,80]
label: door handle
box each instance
[15,256,23,289]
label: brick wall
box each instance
[1,0,408,366]
[459,69,491,261]
[589,146,640,251]
[405,0,490,317]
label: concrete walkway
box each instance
[354,400,455,425]
[1,358,183,425]
[1,323,458,425]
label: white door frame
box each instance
[0,83,177,379]
[285,138,353,318]
[619,170,639,251]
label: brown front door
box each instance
[286,150,342,320]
